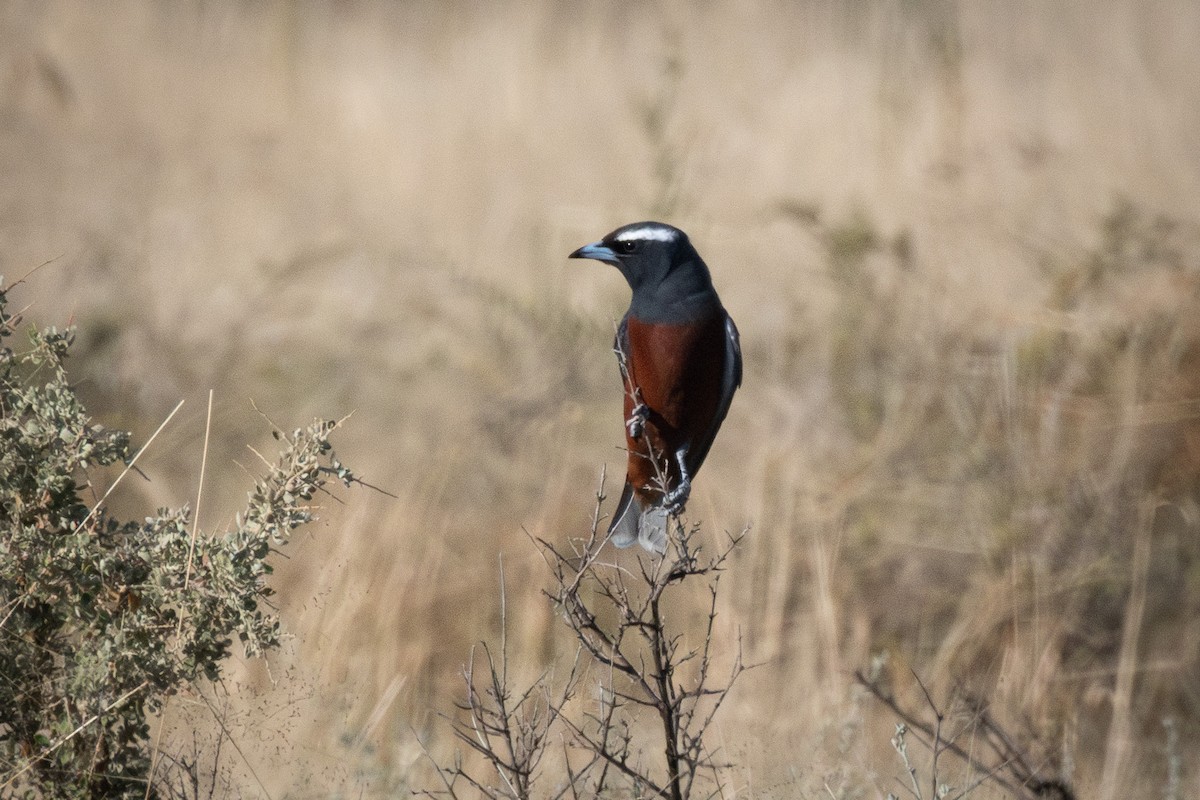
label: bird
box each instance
[570,222,742,553]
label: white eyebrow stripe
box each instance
[615,226,679,243]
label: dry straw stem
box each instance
[150,388,214,799]
[71,397,185,535]
[181,389,215,595]
[1097,498,1154,800]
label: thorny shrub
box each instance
[0,277,356,798]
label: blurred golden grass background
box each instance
[3,0,1200,795]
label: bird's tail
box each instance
[608,482,668,554]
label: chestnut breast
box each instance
[622,312,729,500]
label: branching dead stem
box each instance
[423,475,748,799]
[855,669,1076,800]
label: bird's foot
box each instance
[626,402,649,439]
[663,478,691,515]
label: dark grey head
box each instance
[569,222,720,323]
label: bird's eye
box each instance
[615,240,637,254]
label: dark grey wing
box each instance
[608,314,641,547]
[685,312,742,476]
[613,314,632,384]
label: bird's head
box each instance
[569,222,717,321]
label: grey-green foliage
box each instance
[0,278,356,798]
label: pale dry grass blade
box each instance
[1097,498,1154,800]
[182,388,215,593]
[72,398,185,535]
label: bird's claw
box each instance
[626,402,649,439]
[663,479,691,515]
